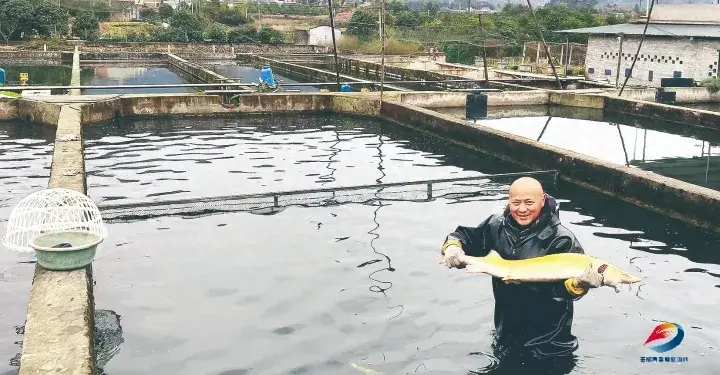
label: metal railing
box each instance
[0,78,577,92]
[97,170,558,222]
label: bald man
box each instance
[439,177,603,365]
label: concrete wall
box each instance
[337,56,483,90]
[667,87,720,103]
[19,104,96,375]
[229,94,333,114]
[240,55,409,92]
[603,88,658,102]
[549,104,604,121]
[165,54,230,83]
[394,92,470,108]
[3,42,329,54]
[379,100,720,234]
[549,92,605,108]
[489,81,545,91]
[17,100,62,126]
[174,52,236,60]
[0,51,62,64]
[323,90,550,109]
[0,99,18,120]
[601,87,719,104]
[345,90,596,109]
[336,57,585,91]
[118,94,231,118]
[76,93,337,124]
[361,87,711,111]
[486,91,549,106]
[332,95,379,116]
[346,53,448,63]
[72,93,383,124]
[81,52,166,61]
[605,96,720,130]
[584,35,720,87]
[80,99,123,125]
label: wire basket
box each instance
[2,188,108,253]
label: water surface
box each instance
[0,121,55,373]
[0,65,72,86]
[83,114,520,206]
[207,63,320,92]
[80,65,196,95]
[88,115,719,375]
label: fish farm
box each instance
[0,40,718,375]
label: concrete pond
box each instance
[434,105,720,191]
[1,97,719,374]
[39,112,718,375]
[79,63,196,95]
[0,65,73,87]
[1,51,720,375]
[204,62,322,92]
[0,62,198,95]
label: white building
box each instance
[559,4,720,87]
[134,0,164,8]
[307,26,342,47]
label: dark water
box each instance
[82,114,516,205]
[0,121,55,373]
[0,63,196,95]
[207,63,320,92]
[86,114,719,375]
[0,65,72,86]
[80,65,196,95]
[435,106,720,191]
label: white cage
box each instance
[2,188,108,253]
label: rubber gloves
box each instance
[566,264,604,295]
[440,239,466,268]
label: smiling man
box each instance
[439,177,604,369]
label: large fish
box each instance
[460,250,641,292]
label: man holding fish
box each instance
[438,177,639,368]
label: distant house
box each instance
[476,1,496,14]
[222,0,251,5]
[558,4,720,87]
[107,0,143,21]
[136,0,164,8]
[307,26,342,47]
